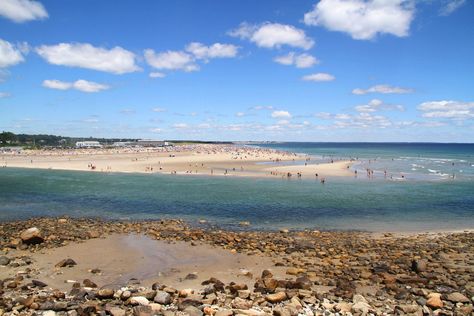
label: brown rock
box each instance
[98,288,115,299]
[446,292,470,303]
[55,258,77,268]
[411,259,427,273]
[83,279,97,288]
[265,292,287,303]
[286,268,305,275]
[232,297,253,310]
[426,293,443,309]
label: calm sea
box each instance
[0,143,473,232]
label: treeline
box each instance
[0,131,234,148]
[0,131,136,148]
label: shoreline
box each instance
[0,217,472,315]
[0,144,355,179]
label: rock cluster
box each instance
[0,217,473,316]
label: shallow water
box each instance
[258,142,474,181]
[0,162,473,232]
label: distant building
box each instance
[75,141,102,148]
[112,141,134,147]
[136,139,171,147]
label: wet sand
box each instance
[0,234,287,292]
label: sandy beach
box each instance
[0,144,354,179]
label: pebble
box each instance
[55,258,77,268]
[130,296,150,306]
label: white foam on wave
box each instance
[428,169,438,173]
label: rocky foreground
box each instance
[0,218,473,316]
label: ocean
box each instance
[0,143,473,232]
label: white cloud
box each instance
[73,80,109,93]
[144,49,198,72]
[0,0,48,23]
[36,43,140,74]
[302,72,335,82]
[173,123,189,129]
[418,100,474,119]
[304,0,415,40]
[277,119,290,125]
[152,107,166,112]
[316,112,332,119]
[149,72,166,78]
[229,22,314,50]
[42,79,71,90]
[185,42,239,60]
[0,92,11,98]
[335,113,351,120]
[274,52,319,68]
[252,105,274,111]
[439,0,466,16]
[355,99,404,112]
[0,38,25,68]
[235,112,246,117]
[352,84,414,95]
[149,128,162,133]
[42,79,109,93]
[271,110,292,119]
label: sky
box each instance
[0,0,473,142]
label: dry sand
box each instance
[1,145,354,178]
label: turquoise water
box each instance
[259,142,474,181]
[1,143,473,232]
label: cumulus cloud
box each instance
[229,22,314,50]
[439,0,466,16]
[185,42,239,60]
[0,0,48,23]
[355,99,404,112]
[235,112,246,117]
[271,110,292,119]
[304,0,415,40]
[149,72,166,78]
[352,84,414,95]
[274,52,319,68]
[0,38,26,68]
[42,79,109,93]
[149,128,162,133]
[144,49,198,72]
[418,100,474,119]
[302,73,335,82]
[36,43,140,74]
[0,92,11,98]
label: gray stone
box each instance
[183,306,203,316]
[154,291,172,305]
[0,256,10,266]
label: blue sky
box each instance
[0,0,473,142]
